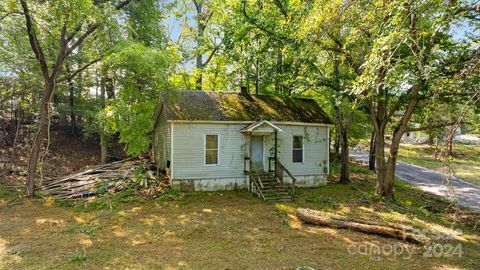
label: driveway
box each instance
[350,149,480,212]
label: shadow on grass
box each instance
[1,165,479,269]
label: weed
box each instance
[67,248,87,263]
[61,223,102,237]
[9,246,31,256]
[304,194,337,207]
[155,188,182,201]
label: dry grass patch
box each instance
[1,164,479,269]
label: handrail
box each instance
[250,163,265,200]
[270,157,296,198]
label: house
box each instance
[152,88,333,200]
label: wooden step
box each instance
[251,171,293,202]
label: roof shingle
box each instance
[159,91,332,124]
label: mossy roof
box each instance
[160,90,332,124]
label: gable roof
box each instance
[241,120,283,133]
[156,90,332,124]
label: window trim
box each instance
[204,133,220,166]
[292,134,304,163]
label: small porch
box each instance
[241,120,297,201]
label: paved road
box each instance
[350,149,480,212]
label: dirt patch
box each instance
[0,120,125,187]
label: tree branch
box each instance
[56,56,103,84]
[241,0,293,43]
[66,0,135,56]
[115,0,135,10]
[66,22,100,56]
[51,22,69,79]
[0,11,24,22]
[20,0,49,80]
[202,42,222,67]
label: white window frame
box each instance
[204,133,220,166]
[292,135,304,163]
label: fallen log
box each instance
[296,207,431,245]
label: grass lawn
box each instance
[1,162,479,270]
[393,143,480,187]
[356,140,480,187]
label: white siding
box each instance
[152,107,171,170]
[171,123,247,179]
[170,122,329,182]
[270,125,329,177]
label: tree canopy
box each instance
[0,0,478,198]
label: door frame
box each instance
[251,135,265,171]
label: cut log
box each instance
[296,207,430,245]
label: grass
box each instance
[0,162,479,269]
[395,143,480,186]
[356,140,480,187]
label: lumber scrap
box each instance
[41,158,165,199]
[296,207,431,245]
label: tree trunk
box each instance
[368,131,376,170]
[275,48,283,94]
[334,132,340,157]
[9,119,21,172]
[339,130,350,183]
[68,75,76,134]
[447,131,454,156]
[296,208,431,245]
[333,56,350,184]
[100,77,108,164]
[335,105,350,184]
[26,80,55,197]
[194,0,205,91]
[255,56,259,94]
[374,128,387,197]
[434,137,440,160]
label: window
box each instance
[205,135,219,165]
[292,135,303,163]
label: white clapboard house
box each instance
[152,88,333,201]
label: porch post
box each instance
[274,130,278,180]
[249,131,253,191]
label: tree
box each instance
[100,0,175,156]
[1,0,134,197]
[302,0,372,183]
[355,0,479,199]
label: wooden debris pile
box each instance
[42,158,168,199]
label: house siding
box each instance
[153,106,171,171]
[171,123,248,180]
[167,122,329,190]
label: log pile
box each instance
[42,158,164,199]
[296,207,431,245]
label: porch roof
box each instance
[240,120,282,134]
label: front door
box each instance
[251,136,264,171]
